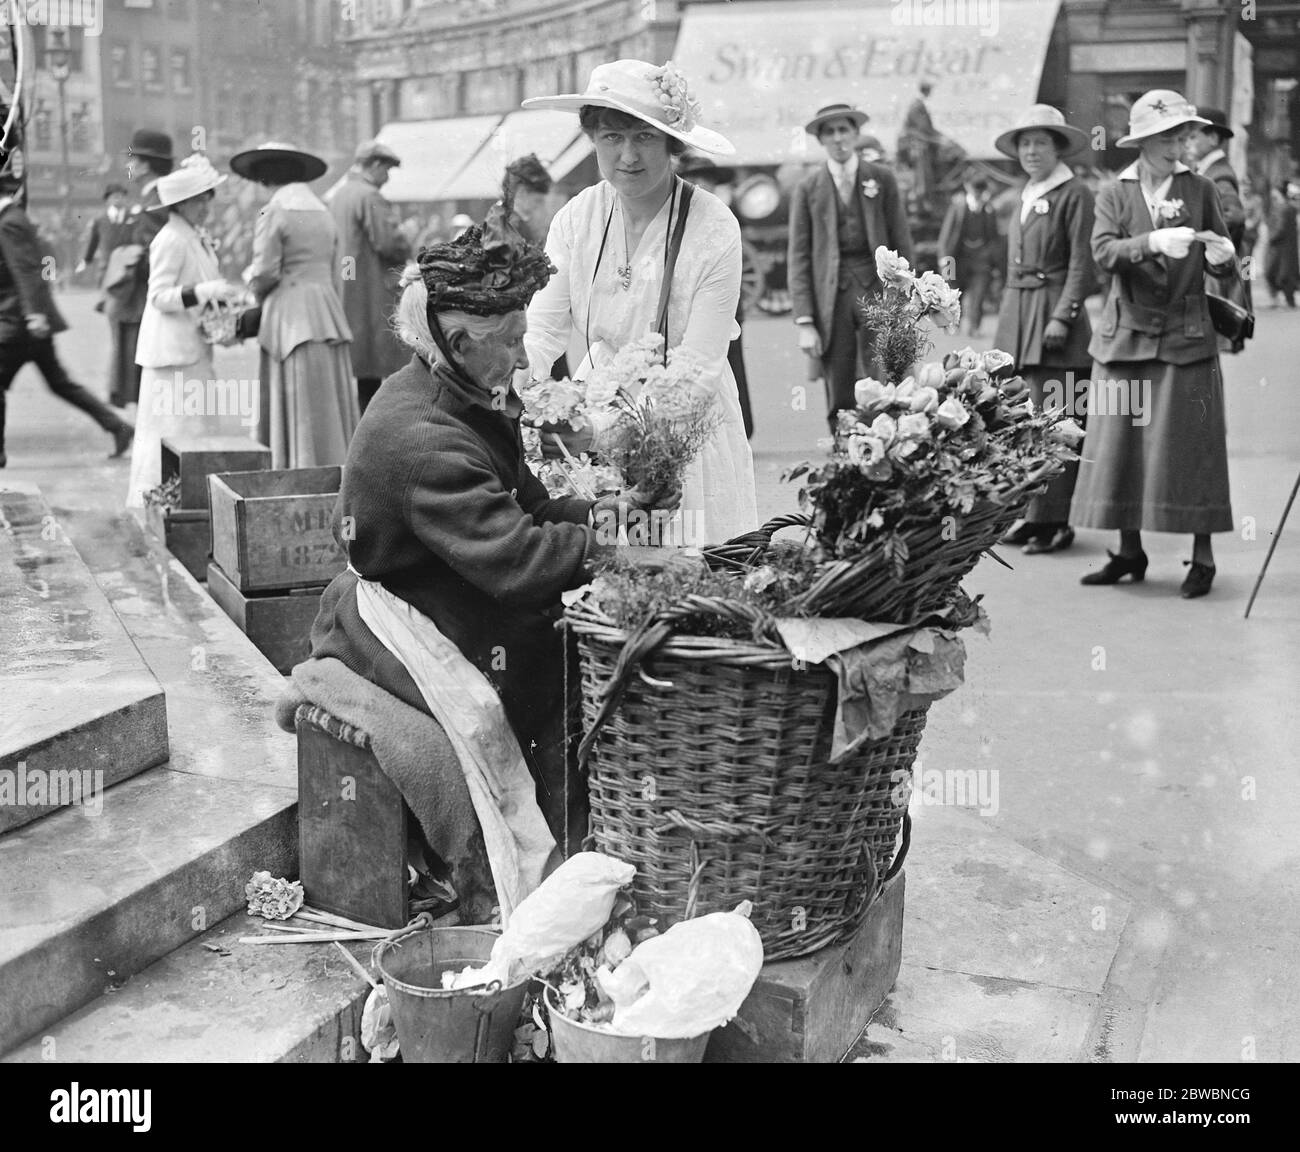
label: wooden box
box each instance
[208,466,345,592]
[144,502,210,582]
[296,708,411,930]
[206,560,325,674]
[705,872,905,1064]
[161,435,270,513]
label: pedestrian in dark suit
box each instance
[991,105,1096,555]
[1185,108,1245,251]
[102,129,175,408]
[1071,91,1239,599]
[938,167,1002,336]
[77,183,132,285]
[788,103,914,432]
[0,173,133,468]
[1264,185,1298,307]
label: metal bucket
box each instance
[544,985,712,1063]
[372,926,526,1063]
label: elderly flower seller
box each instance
[300,201,679,917]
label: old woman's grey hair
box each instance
[392,263,518,365]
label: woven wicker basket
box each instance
[569,618,923,961]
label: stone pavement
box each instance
[2,289,1297,1062]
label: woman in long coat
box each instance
[128,155,246,507]
[1264,184,1298,308]
[1071,91,1239,599]
[992,105,1096,555]
[232,143,357,469]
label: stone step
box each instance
[2,912,373,1063]
[0,483,168,835]
[0,502,301,1054]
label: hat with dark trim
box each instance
[805,103,869,137]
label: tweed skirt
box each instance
[1070,356,1232,534]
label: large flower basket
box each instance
[568,602,924,962]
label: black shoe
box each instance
[1080,549,1148,585]
[1023,525,1076,554]
[110,425,133,458]
[1180,561,1216,599]
[1000,521,1046,547]
[0,451,6,469]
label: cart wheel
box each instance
[740,239,764,314]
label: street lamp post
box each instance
[47,30,73,283]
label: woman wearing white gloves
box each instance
[1071,91,1239,599]
[128,154,249,507]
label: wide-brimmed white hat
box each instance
[994,104,1090,159]
[523,59,734,156]
[154,153,226,208]
[1117,90,1210,148]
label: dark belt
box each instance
[1006,267,1066,290]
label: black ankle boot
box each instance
[1180,561,1215,599]
[1080,550,1148,585]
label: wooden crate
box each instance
[705,872,905,1063]
[296,708,411,930]
[208,466,345,592]
[206,560,325,674]
[144,502,210,582]
[161,435,270,513]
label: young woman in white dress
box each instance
[521,60,758,546]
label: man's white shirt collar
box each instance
[1197,148,1226,175]
[1019,162,1073,222]
[827,153,860,182]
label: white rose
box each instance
[909,386,940,414]
[874,246,914,289]
[896,413,931,440]
[935,397,971,430]
[869,413,897,442]
[981,349,1015,373]
[854,377,895,408]
[956,347,981,370]
[916,361,946,390]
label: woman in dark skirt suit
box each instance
[1071,90,1239,599]
[992,105,1096,555]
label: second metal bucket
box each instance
[373,925,525,1063]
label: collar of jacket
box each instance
[1117,160,1191,181]
[1021,161,1074,203]
[1197,148,1227,174]
[269,182,327,212]
[424,354,523,421]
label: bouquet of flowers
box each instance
[790,349,1083,572]
[198,286,257,347]
[520,333,720,501]
[867,248,963,384]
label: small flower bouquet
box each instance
[198,286,256,347]
[867,248,963,383]
[520,333,720,501]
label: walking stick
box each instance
[1244,465,1300,618]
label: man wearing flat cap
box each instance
[788,103,913,432]
[326,139,410,412]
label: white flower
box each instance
[896,413,931,440]
[869,413,897,442]
[1155,197,1185,222]
[909,386,940,414]
[874,246,914,289]
[1033,199,1050,215]
[1054,416,1086,444]
[861,178,880,198]
[854,377,895,408]
[893,376,918,403]
[980,349,1015,374]
[915,361,946,390]
[955,347,981,370]
[934,396,971,430]
[583,375,620,408]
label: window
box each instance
[170,48,193,93]
[109,42,132,87]
[141,45,163,89]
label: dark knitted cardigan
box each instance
[308,354,595,749]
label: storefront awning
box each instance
[437,110,592,201]
[374,111,593,203]
[671,0,1063,164]
[374,115,503,203]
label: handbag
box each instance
[234,305,261,340]
[1205,263,1254,352]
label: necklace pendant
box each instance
[616,263,632,290]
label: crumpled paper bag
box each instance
[598,902,764,1039]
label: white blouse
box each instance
[525,179,758,546]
